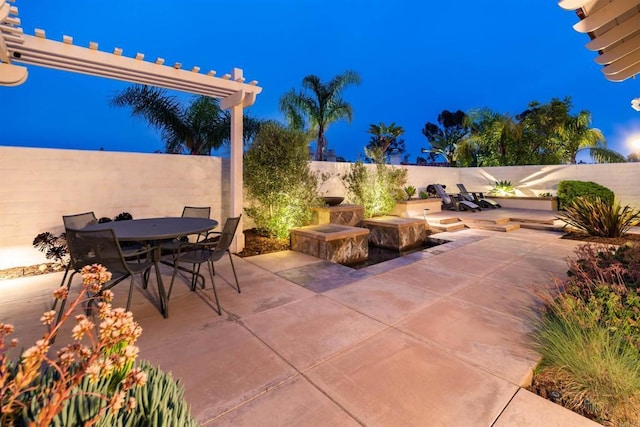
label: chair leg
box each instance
[125,275,135,312]
[52,263,72,311]
[227,251,241,293]
[207,260,221,315]
[167,261,180,301]
[54,271,78,327]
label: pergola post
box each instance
[229,68,244,252]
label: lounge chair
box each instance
[456,184,501,209]
[432,183,481,212]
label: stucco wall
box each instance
[0,147,228,269]
[1,146,639,269]
[316,161,640,209]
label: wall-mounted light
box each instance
[633,98,640,112]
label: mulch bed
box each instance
[236,228,290,257]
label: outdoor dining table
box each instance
[83,217,219,318]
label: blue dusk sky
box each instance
[1,0,639,162]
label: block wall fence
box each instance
[1,146,639,269]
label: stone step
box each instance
[427,216,461,225]
[427,221,466,232]
[466,221,521,232]
[463,216,511,225]
[508,216,557,225]
[517,222,565,232]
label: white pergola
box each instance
[558,0,640,110]
[0,0,262,251]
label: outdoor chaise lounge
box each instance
[456,183,501,209]
[432,183,481,212]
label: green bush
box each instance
[533,298,640,425]
[533,243,640,425]
[559,197,640,238]
[557,180,614,210]
[419,190,429,199]
[244,123,322,238]
[16,360,197,426]
[341,160,407,218]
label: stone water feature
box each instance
[290,224,369,264]
[292,203,430,267]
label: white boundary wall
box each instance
[0,147,228,269]
[1,147,639,269]
[313,161,640,209]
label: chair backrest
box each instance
[456,183,468,194]
[182,206,211,219]
[433,184,453,205]
[65,228,128,275]
[63,212,97,230]
[214,215,242,254]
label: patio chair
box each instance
[159,206,212,256]
[52,212,99,314]
[456,184,501,209]
[59,228,156,319]
[165,215,242,315]
[432,183,481,212]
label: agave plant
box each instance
[489,180,516,196]
[559,197,640,238]
[404,185,417,200]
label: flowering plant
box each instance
[0,264,147,426]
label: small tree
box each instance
[244,123,322,238]
[342,156,407,218]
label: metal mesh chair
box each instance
[53,228,156,327]
[159,206,212,256]
[52,212,99,315]
[182,206,211,219]
[166,215,241,315]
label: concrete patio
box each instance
[0,227,601,426]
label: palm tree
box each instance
[111,85,261,155]
[365,122,405,163]
[467,109,525,166]
[557,111,624,164]
[279,70,361,161]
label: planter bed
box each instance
[489,196,558,211]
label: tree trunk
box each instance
[316,126,325,161]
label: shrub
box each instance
[244,122,322,238]
[32,232,68,265]
[559,197,640,238]
[532,243,640,425]
[419,190,429,199]
[341,160,407,218]
[114,212,133,221]
[17,361,197,426]
[533,298,640,425]
[557,180,614,210]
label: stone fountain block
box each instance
[290,224,369,264]
[312,204,364,227]
[361,216,426,251]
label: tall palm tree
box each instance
[557,111,624,164]
[365,122,405,163]
[111,85,261,155]
[279,70,361,161]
